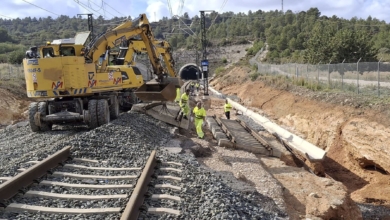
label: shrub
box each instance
[214,66,225,77]
[249,72,260,81]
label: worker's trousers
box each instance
[225,111,230,120]
[181,104,189,116]
[195,118,204,138]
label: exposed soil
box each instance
[209,65,390,209]
[0,80,30,128]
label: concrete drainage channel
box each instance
[0,146,182,219]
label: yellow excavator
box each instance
[113,39,176,76]
[23,14,180,132]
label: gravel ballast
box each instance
[1,110,287,219]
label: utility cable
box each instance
[74,0,98,15]
[166,0,173,17]
[0,14,13,19]
[21,0,60,16]
[208,0,228,30]
[88,0,104,11]
[104,2,126,17]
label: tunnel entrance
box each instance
[179,63,201,80]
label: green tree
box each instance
[8,50,24,64]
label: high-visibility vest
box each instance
[195,83,199,88]
[193,106,206,119]
[180,93,189,106]
[224,103,232,112]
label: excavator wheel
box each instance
[109,95,119,120]
[88,99,99,129]
[38,102,52,131]
[28,102,40,132]
[97,99,110,126]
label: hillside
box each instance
[0,7,390,64]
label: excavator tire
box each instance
[88,99,99,129]
[38,102,52,131]
[109,95,119,120]
[97,99,110,126]
[28,102,40,132]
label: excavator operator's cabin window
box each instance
[61,47,75,56]
[43,48,55,58]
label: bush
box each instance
[8,50,25,64]
[249,72,260,81]
[222,57,227,63]
[214,66,225,77]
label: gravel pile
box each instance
[1,112,173,220]
[139,149,288,220]
[0,124,89,177]
[237,114,265,132]
[1,111,287,219]
[358,203,390,219]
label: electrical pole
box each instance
[200,10,213,96]
[282,0,284,13]
[78,14,94,41]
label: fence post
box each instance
[378,58,382,97]
[341,59,345,90]
[328,60,332,88]
[317,61,321,84]
[357,58,362,94]
[306,64,309,82]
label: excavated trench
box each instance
[209,65,390,210]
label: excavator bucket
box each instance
[134,81,176,102]
[134,78,183,102]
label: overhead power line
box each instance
[21,0,60,16]
[166,0,173,17]
[74,0,97,15]
[0,14,13,19]
[88,0,103,11]
[208,0,228,30]
[104,2,126,17]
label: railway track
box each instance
[208,115,325,175]
[0,146,182,219]
[207,115,283,158]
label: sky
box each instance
[1,0,390,22]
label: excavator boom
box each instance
[84,14,179,102]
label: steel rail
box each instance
[0,146,71,202]
[120,150,157,220]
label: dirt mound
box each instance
[210,65,390,212]
[0,84,30,127]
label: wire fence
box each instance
[250,57,390,97]
[0,63,24,81]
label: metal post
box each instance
[341,59,345,90]
[378,58,382,97]
[78,13,94,41]
[328,60,332,88]
[357,57,362,94]
[317,61,321,84]
[200,10,208,95]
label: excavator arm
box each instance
[84,14,167,82]
[84,14,180,102]
[122,39,177,78]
